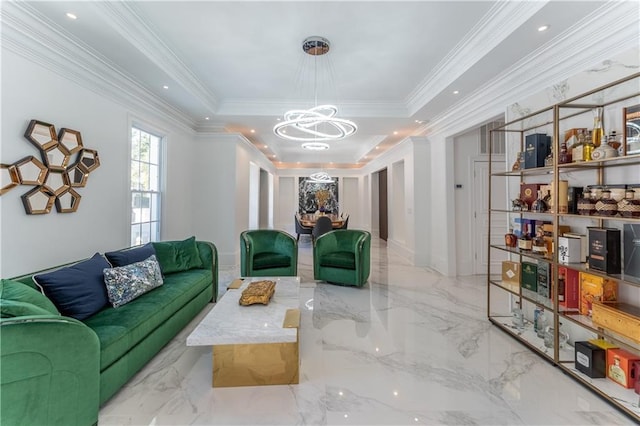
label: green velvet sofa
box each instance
[0,239,218,426]
[240,229,298,277]
[313,230,371,287]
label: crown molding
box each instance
[405,0,547,116]
[422,1,639,137]
[92,2,219,114]
[1,2,197,133]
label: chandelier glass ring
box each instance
[273,36,357,143]
[307,171,334,183]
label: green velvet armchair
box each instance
[313,230,371,287]
[240,230,298,277]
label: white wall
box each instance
[0,49,196,277]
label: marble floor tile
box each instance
[99,237,637,425]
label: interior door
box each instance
[473,160,507,275]
[379,168,388,241]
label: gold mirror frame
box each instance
[63,163,89,188]
[1,164,19,195]
[21,186,55,215]
[24,120,57,151]
[43,143,72,171]
[44,170,70,196]
[58,128,83,154]
[77,149,100,173]
[14,156,48,185]
[55,188,81,213]
[623,104,640,155]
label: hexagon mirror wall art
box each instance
[1,119,100,214]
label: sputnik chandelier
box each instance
[273,36,357,145]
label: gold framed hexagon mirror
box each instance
[44,170,70,196]
[43,143,71,171]
[21,186,55,215]
[55,188,81,213]
[1,164,19,195]
[24,120,57,151]
[58,128,83,154]
[63,163,89,188]
[14,156,48,185]
[77,149,100,173]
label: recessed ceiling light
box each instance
[66,12,77,20]
[205,117,210,120]
[263,145,268,148]
[272,155,276,158]
[415,119,425,124]
[453,90,459,95]
[250,129,255,133]
[375,146,379,150]
[163,85,169,90]
[393,131,398,135]
[538,25,549,32]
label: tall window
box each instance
[130,127,162,246]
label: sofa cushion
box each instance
[0,278,59,315]
[84,268,212,370]
[152,236,203,274]
[1,299,57,318]
[103,255,164,308]
[33,253,110,320]
[253,252,291,270]
[320,252,356,269]
[105,243,156,267]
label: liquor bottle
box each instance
[595,189,618,216]
[532,225,547,256]
[558,270,566,303]
[592,106,604,148]
[505,228,518,248]
[584,133,595,161]
[544,150,553,167]
[572,129,586,162]
[512,301,525,331]
[518,224,533,251]
[534,307,547,338]
[558,138,571,164]
[531,190,547,213]
[511,152,523,171]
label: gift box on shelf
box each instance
[537,261,551,300]
[519,183,543,211]
[624,224,640,280]
[606,348,640,389]
[563,232,587,263]
[501,261,521,287]
[559,236,583,264]
[558,266,579,310]
[523,133,551,169]
[579,272,617,317]
[591,301,640,344]
[575,341,607,378]
[521,261,538,294]
[588,227,621,274]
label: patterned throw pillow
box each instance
[103,255,163,308]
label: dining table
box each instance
[298,213,345,228]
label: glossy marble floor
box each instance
[99,237,636,425]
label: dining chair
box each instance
[312,216,333,241]
[339,215,349,229]
[294,214,313,241]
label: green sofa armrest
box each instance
[1,316,100,426]
[196,240,219,301]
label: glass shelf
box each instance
[490,244,553,264]
[558,212,640,223]
[559,311,640,352]
[556,263,640,288]
[557,153,640,170]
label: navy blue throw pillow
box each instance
[105,243,156,267]
[33,253,111,320]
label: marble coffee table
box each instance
[186,276,301,387]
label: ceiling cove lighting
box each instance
[273,36,357,143]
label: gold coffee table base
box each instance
[212,338,299,387]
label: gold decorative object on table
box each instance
[239,280,276,306]
[315,189,330,212]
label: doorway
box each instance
[378,168,388,241]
